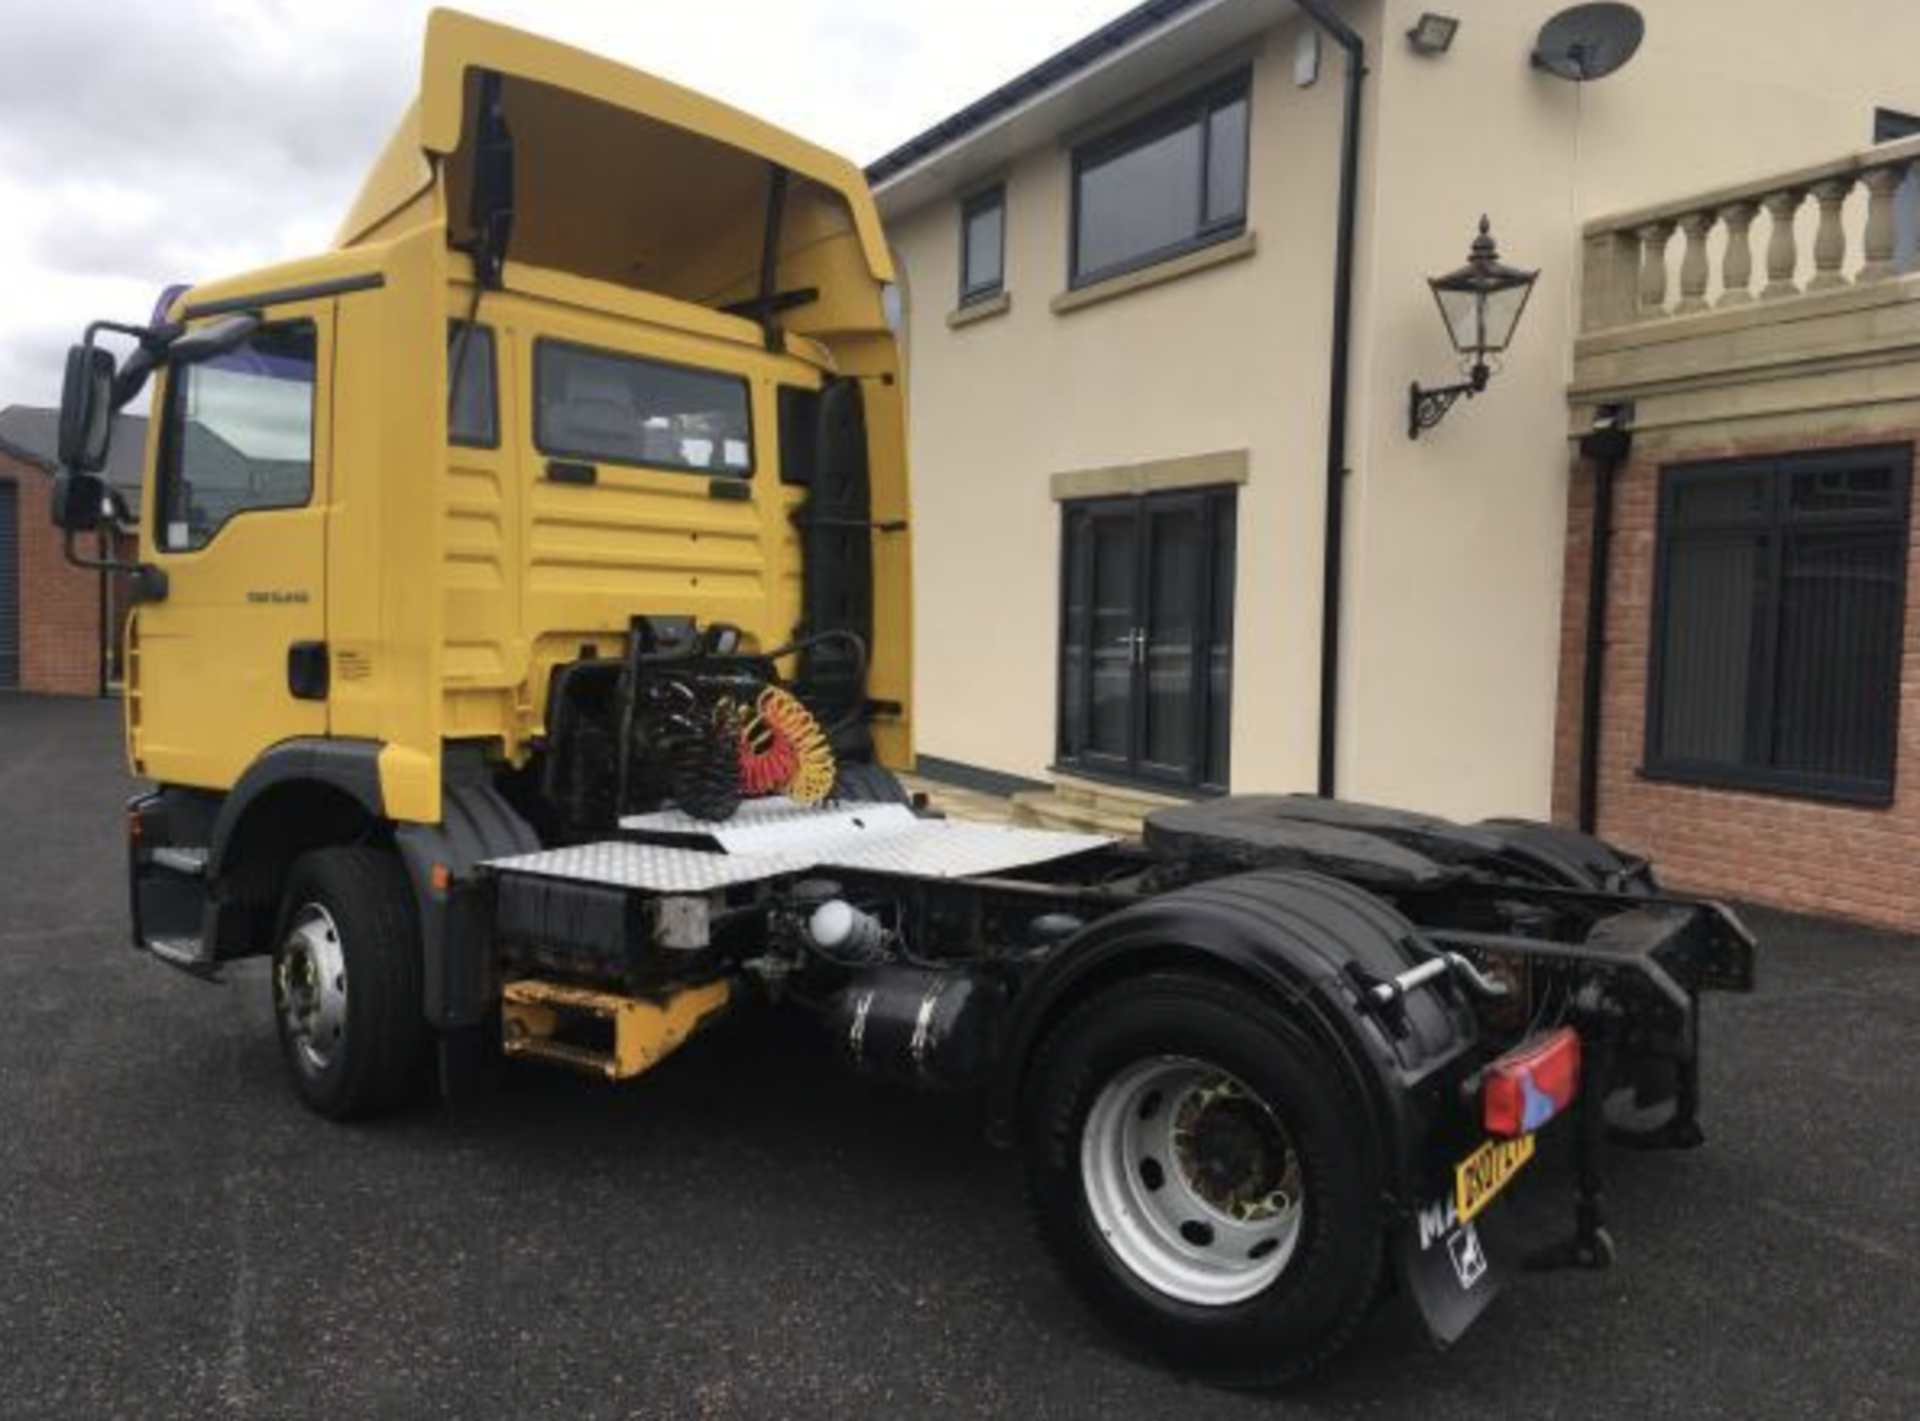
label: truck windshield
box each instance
[534,340,752,477]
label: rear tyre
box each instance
[1022,973,1383,1388]
[271,847,428,1121]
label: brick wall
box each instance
[0,453,106,696]
[1553,427,1920,932]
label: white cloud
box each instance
[0,0,1130,409]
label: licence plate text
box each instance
[1455,1134,1536,1223]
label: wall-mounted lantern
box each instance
[1409,216,1537,439]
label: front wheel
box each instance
[1021,974,1383,1388]
[271,847,428,1120]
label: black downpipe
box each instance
[1576,414,1633,834]
[1293,2,1366,799]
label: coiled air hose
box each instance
[739,685,836,804]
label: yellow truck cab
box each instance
[45,9,1756,1388]
[52,8,911,1083]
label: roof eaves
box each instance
[865,0,1218,188]
[0,429,55,475]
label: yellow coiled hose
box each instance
[742,686,836,804]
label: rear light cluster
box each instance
[1482,1026,1581,1137]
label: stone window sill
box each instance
[947,291,1012,329]
[1050,231,1258,316]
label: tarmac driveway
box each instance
[1,695,1916,1420]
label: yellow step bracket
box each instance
[502,978,732,1081]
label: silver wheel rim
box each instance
[1080,1056,1305,1306]
[275,903,347,1075]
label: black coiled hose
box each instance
[633,679,743,823]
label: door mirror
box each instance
[58,345,116,473]
[49,470,108,533]
[168,312,261,366]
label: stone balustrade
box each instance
[1581,135,1920,333]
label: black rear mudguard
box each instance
[988,869,1505,1345]
[1144,793,1658,895]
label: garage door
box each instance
[0,480,17,688]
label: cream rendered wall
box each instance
[891,8,1366,788]
[1337,0,1920,819]
[891,0,1920,814]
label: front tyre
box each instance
[1022,974,1383,1388]
[271,847,427,1120]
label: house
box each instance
[1557,138,1920,929]
[870,0,1920,928]
[0,406,146,695]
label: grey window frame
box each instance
[1644,445,1912,806]
[1068,70,1251,290]
[532,337,756,479]
[155,317,319,553]
[959,185,1007,306]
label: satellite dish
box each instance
[1532,3,1645,82]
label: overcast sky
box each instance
[0,0,1131,412]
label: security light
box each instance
[1407,13,1460,55]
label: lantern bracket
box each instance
[1409,361,1490,439]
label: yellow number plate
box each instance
[1455,1134,1537,1223]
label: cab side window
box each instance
[534,339,753,476]
[448,322,498,447]
[158,320,317,552]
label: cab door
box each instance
[129,303,332,790]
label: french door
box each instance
[1057,487,1236,790]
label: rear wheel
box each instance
[271,847,427,1120]
[1022,973,1383,1388]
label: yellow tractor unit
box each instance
[48,11,1754,1385]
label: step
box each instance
[1010,791,1145,839]
[150,846,209,876]
[897,776,1017,826]
[1051,779,1100,809]
[1049,774,1190,820]
[143,933,222,981]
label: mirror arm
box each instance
[60,529,168,603]
[85,317,159,347]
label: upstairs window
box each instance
[1647,447,1912,805]
[1070,73,1251,287]
[959,186,1007,306]
[158,320,316,552]
[535,339,753,477]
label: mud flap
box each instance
[1396,1194,1508,1346]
